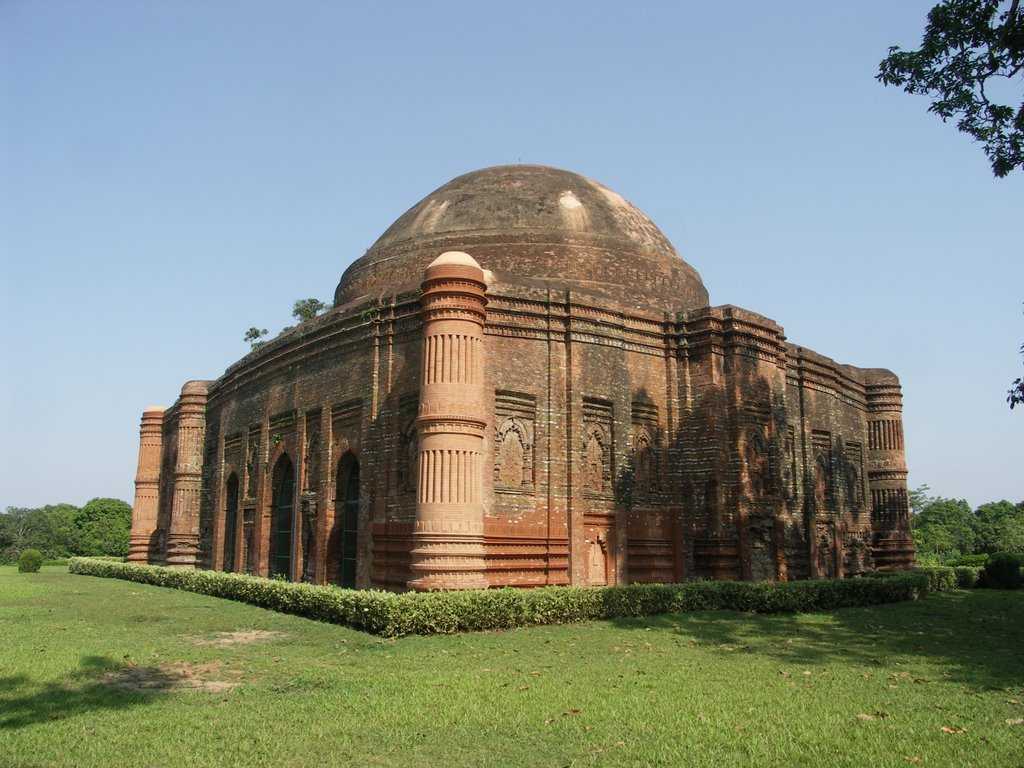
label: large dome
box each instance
[334,165,708,312]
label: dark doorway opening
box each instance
[335,453,359,588]
[269,455,295,580]
[223,473,239,572]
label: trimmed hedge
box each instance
[947,554,989,567]
[953,566,984,589]
[984,552,1023,589]
[911,566,958,593]
[873,566,981,591]
[69,557,932,638]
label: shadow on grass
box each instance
[0,655,177,730]
[608,589,1024,691]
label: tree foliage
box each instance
[909,483,933,514]
[73,498,132,557]
[1009,338,1024,409]
[910,485,1024,559]
[0,499,131,562]
[878,0,1024,177]
[292,298,326,323]
[912,495,977,557]
[0,504,78,560]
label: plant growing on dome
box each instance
[244,327,268,350]
[292,298,326,323]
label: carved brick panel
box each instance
[397,394,418,496]
[582,398,613,498]
[630,400,659,499]
[494,391,536,493]
[842,441,864,512]
[811,430,833,515]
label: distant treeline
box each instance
[3,490,1020,568]
[910,486,1024,563]
[0,498,131,563]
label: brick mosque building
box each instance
[127,165,914,589]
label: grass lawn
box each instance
[1,567,1022,767]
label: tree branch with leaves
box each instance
[878,0,1024,177]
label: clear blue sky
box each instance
[2,1,1021,509]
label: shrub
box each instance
[912,566,958,592]
[953,566,983,589]
[17,549,44,573]
[947,553,989,567]
[983,552,1023,589]
[68,557,932,637]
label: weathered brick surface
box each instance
[129,165,914,589]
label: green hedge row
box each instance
[69,557,934,637]
[954,566,984,588]
[909,565,986,590]
[985,552,1023,589]
[911,566,959,592]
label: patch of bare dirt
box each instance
[104,661,239,694]
[186,630,285,648]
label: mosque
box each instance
[127,165,915,589]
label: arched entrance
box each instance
[269,455,295,580]
[223,473,239,572]
[335,452,359,588]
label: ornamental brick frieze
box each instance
[420,306,486,323]
[868,467,909,482]
[484,311,550,331]
[484,325,551,341]
[416,417,488,435]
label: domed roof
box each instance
[334,165,708,312]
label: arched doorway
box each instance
[223,473,239,572]
[335,453,359,588]
[269,455,295,580]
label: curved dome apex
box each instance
[334,164,708,311]
[372,165,677,256]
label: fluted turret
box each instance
[127,407,165,563]
[408,252,490,590]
